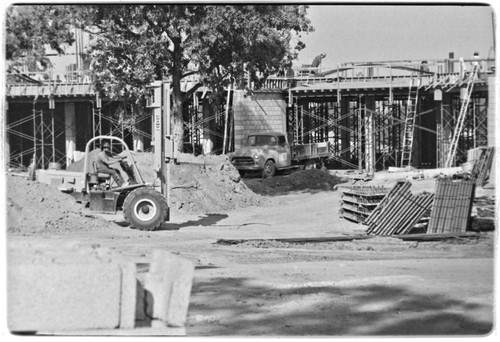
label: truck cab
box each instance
[230,132,291,178]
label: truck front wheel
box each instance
[262,160,276,178]
[123,187,169,231]
[303,160,317,170]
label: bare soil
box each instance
[4,154,496,336]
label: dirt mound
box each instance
[169,160,265,214]
[6,174,117,235]
[67,151,267,215]
[244,169,346,195]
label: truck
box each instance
[230,131,331,178]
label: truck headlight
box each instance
[253,154,260,161]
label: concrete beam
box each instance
[64,102,76,166]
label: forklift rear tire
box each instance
[123,187,169,231]
[262,160,276,178]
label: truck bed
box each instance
[291,142,331,161]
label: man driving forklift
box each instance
[95,141,126,187]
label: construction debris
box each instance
[468,147,495,187]
[365,181,434,236]
[339,185,389,223]
[427,177,476,234]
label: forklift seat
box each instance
[88,161,111,185]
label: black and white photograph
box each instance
[1,1,498,338]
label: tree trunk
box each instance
[171,38,185,153]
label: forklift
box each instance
[36,135,170,231]
[36,81,175,231]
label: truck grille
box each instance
[231,156,255,166]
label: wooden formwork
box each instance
[427,178,476,234]
[469,147,495,187]
[365,181,434,236]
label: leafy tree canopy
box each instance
[6,4,313,150]
[71,4,313,101]
[5,5,75,70]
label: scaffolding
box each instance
[7,105,66,169]
[183,94,230,155]
[285,58,491,171]
[6,57,492,171]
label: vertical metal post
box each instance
[358,97,363,172]
[51,110,55,163]
[92,105,96,151]
[162,82,171,205]
[223,83,231,154]
[473,98,477,147]
[41,109,45,168]
[32,103,36,168]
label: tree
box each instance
[5,5,75,71]
[6,4,313,151]
[73,4,313,152]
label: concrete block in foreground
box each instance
[8,264,123,332]
[144,250,195,327]
[119,263,137,329]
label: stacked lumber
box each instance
[469,147,495,187]
[365,181,434,236]
[339,185,389,223]
[427,177,476,234]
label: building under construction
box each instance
[5,56,496,174]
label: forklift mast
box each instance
[148,81,175,203]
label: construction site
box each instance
[4,6,498,336]
[4,55,496,172]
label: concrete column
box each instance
[202,98,214,155]
[133,114,144,153]
[133,131,144,152]
[64,102,76,166]
[435,96,444,168]
[487,75,496,147]
[340,97,350,164]
[487,75,496,185]
[364,96,375,176]
[4,100,10,167]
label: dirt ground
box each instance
[4,153,497,336]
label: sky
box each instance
[5,2,497,74]
[294,3,496,68]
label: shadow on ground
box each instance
[158,214,229,231]
[102,214,228,231]
[187,276,493,336]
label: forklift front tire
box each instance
[123,187,169,231]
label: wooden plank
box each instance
[366,181,412,234]
[216,235,371,245]
[396,232,480,241]
[365,181,409,226]
[397,193,434,235]
[376,189,414,235]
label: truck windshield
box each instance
[246,135,277,146]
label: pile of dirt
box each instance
[244,169,346,195]
[6,174,117,235]
[167,154,266,214]
[68,150,266,215]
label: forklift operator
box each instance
[96,142,125,187]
